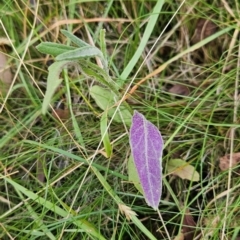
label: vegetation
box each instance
[0,0,240,239]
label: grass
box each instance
[0,0,240,239]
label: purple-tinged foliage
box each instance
[129,111,163,210]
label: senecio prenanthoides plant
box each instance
[36,29,164,210]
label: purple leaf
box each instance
[129,110,163,210]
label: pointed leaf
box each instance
[55,46,104,61]
[36,42,76,56]
[99,29,107,60]
[61,29,91,47]
[167,159,199,182]
[100,111,112,158]
[89,85,132,126]
[129,110,163,210]
[128,155,143,194]
[80,60,116,94]
[42,61,73,115]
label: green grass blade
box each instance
[0,110,40,149]
[163,26,234,70]
[14,188,56,239]
[118,0,165,86]
[92,167,157,240]
[63,69,86,151]
[24,140,128,180]
[0,175,106,240]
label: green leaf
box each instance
[99,29,108,71]
[42,60,73,115]
[63,69,86,151]
[80,60,117,95]
[100,111,112,158]
[128,155,143,194]
[61,29,91,47]
[167,159,200,182]
[99,29,107,60]
[56,46,104,61]
[89,85,132,126]
[36,42,76,56]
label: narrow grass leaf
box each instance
[24,140,128,180]
[119,0,165,86]
[0,175,106,240]
[100,110,112,158]
[129,111,163,210]
[23,142,157,240]
[42,60,73,115]
[90,85,132,126]
[14,187,55,239]
[0,110,40,149]
[63,69,86,151]
[91,164,157,240]
[36,42,76,56]
[167,159,199,182]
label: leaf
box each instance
[219,152,240,171]
[52,108,70,121]
[42,60,73,115]
[61,29,91,47]
[129,110,163,210]
[100,111,112,158]
[192,19,218,44]
[167,159,199,182]
[99,29,107,60]
[168,84,190,96]
[128,155,143,194]
[55,46,103,61]
[89,85,132,126]
[36,42,76,56]
[60,30,108,71]
[99,29,108,71]
[56,46,108,72]
[80,60,116,94]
